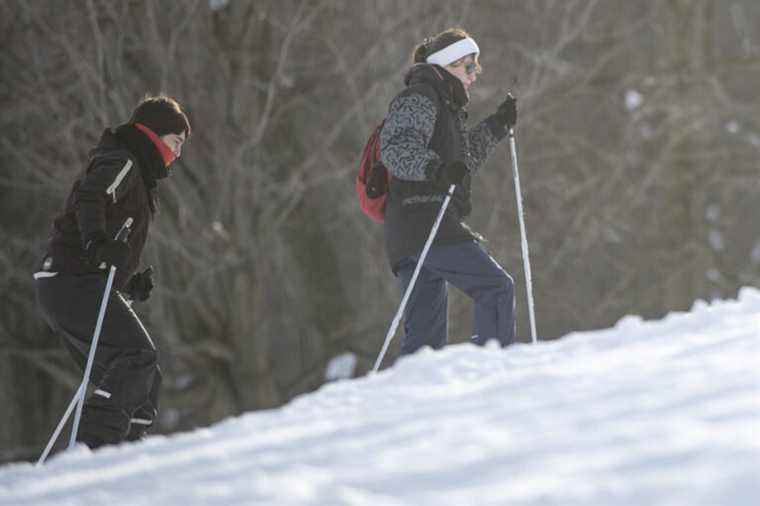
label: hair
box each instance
[129,95,191,137]
[412,27,472,64]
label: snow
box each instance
[2,290,759,505]
[325,352,358,382]
[624,90,643,111]
[726,121,741,134]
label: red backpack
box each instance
[356,121,390,223]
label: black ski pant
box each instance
[35,272,161,448]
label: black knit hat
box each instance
[129,95,191,137]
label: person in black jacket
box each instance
[380,28,518,356]
[34,96,190,449]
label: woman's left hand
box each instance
[495,93,517,128]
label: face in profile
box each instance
[160,131,187,159]
[445,54,481,91]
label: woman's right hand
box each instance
[436,160,469,189]
[495,93,517,128]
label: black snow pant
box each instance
[35,272,161,449]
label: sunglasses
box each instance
[464,61,480,75]
[451,58,481,75]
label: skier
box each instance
[34,95,190,449]
[380,28,518,356]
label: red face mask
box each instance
[134,123,177,167]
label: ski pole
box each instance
[69,217,133,449]
[36,217,133,465]
[508,128,538,344]
[372,184,456,373]
[36,383,84,465]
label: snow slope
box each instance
[2,289,759,505]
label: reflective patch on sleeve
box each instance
[105,159,133,203]
[94,389,112,399]
[33,271,59,279]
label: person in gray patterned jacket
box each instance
[380,28,518,356]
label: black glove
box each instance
[125,267,154,302]
[435,160,469,190]
[494,93,517,128]
[86,232,130,272]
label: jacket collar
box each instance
[404,63,469,110]
[112,124,169,188]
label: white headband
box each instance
[425,37,480,67]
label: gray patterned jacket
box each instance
[380,88,503,183]
[379,64,508,269]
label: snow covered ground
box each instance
[2,289,759,505]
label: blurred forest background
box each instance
[1,0,758,463]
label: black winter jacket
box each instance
[39,125,168,289]
[379,64,507,270]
